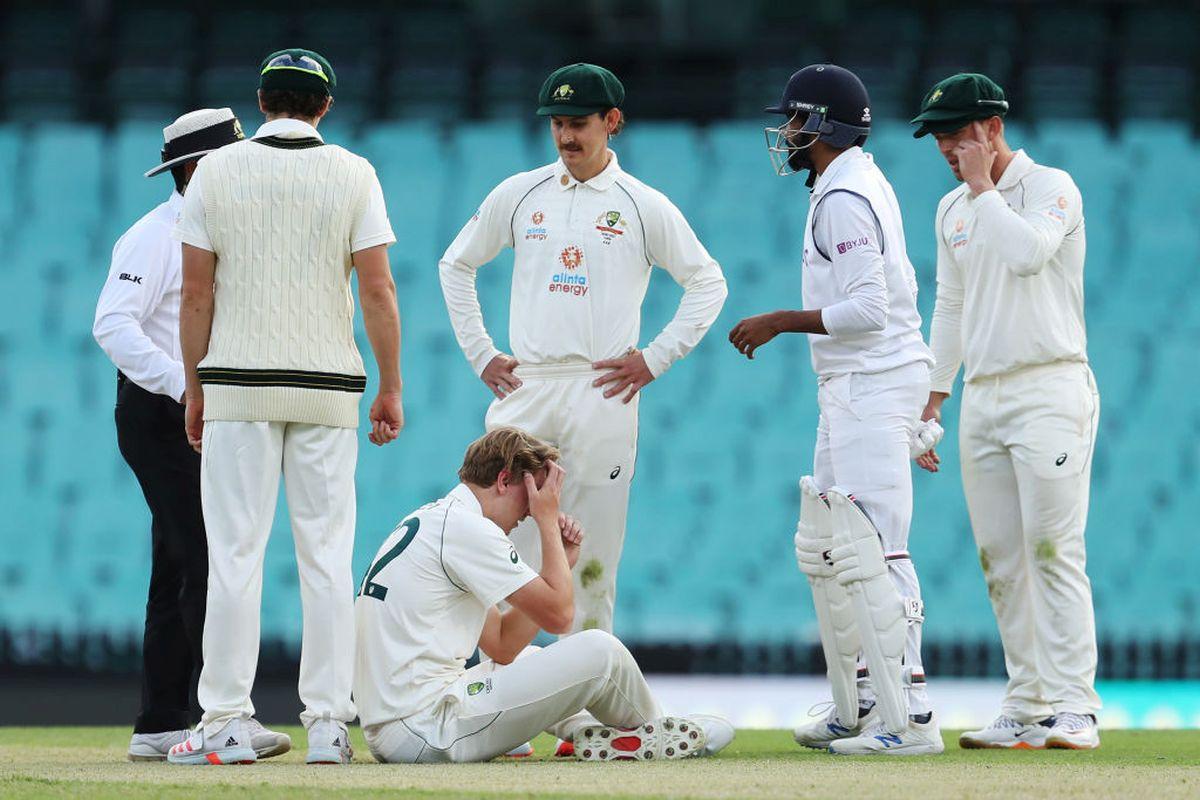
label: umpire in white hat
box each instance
[94,108,289,762]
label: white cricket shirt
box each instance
[94,190,187,400]
[353,484,538,725]
[929,150,1087,393]
[802,147,933,378]
[438,150,727,377]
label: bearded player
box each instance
[729,64,944,755]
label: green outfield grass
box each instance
[1,727,1197,799]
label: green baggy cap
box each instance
[260,48,336,96]
[537,63,625,116]
[911,73,1008,138]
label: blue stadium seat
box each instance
[5,119,1199,645]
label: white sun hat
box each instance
[144,107,244,177]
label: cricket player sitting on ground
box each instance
[438,63,727,648]
[911,73,1101,751]
[729,64,944,756]
[353,427,734,763]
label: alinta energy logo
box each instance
[550,245,588,297]
[525,209,548,241]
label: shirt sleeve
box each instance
[813,192,889,338]
[929,202,965,395]
[93,222,186,400]
[437,181,517,376]
[441,509,538,608]
[971,169,1082,278]
[351,167,397,252]
[640,192,728,377]
[171,169,213,252]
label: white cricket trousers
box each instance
[486,362,638,634]
[813,361,932,715]
[198,419,358,734]
[960,360,1100,720]
[363,630,660,763]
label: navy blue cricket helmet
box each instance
[764,64,872,180]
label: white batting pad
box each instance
[826,487,909,733]
[794,476,860,727]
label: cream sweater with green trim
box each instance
[188,137,374,428]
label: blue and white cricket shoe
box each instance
[792,701,876,749]
[828,713,945,756]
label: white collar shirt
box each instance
[928,149,1087,392]
[438,149,727,377]
[93,190,187,400]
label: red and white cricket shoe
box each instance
[166,718,256,765]
[572,715,733,761]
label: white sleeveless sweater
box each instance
[195,135,373,428]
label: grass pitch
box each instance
[1,727,1197,799]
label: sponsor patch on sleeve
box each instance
[835,236,870,255]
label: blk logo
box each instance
[609,466,621,480]
[1055,453,1068,466]
[118,273,143,284]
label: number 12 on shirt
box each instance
[358,517,420,601]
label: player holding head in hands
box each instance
[353,427,733,763]
[438,63,727,650]
[170,48,402,766]
[729,64,944,755]
[912,73,1100,750]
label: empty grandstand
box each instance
[0,0,1196,685]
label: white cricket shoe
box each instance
[959,714,1052,750]
[245,718,292,759]
[502,741,534,758]
[1045,713,1100,750]
[128,729,190,762]
[792,702,875,749]
[306,716,353,764]
[573,715,733,761]
[828,713,945,756]
[166,718,256,765]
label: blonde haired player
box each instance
[912,73,1100,750]
[353,427,733,763]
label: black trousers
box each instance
[115,374,207,733]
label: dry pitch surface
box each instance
[1,727,1197,799]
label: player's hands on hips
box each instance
[482,353,522,400]
[559,513,584,569]
[368,390,404,446]
[592,348,653,404]
[955,122,997,195]
[915,392,947,473]
[525,460,565,527]
[184,392,204,453]
[729,312,780,359]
